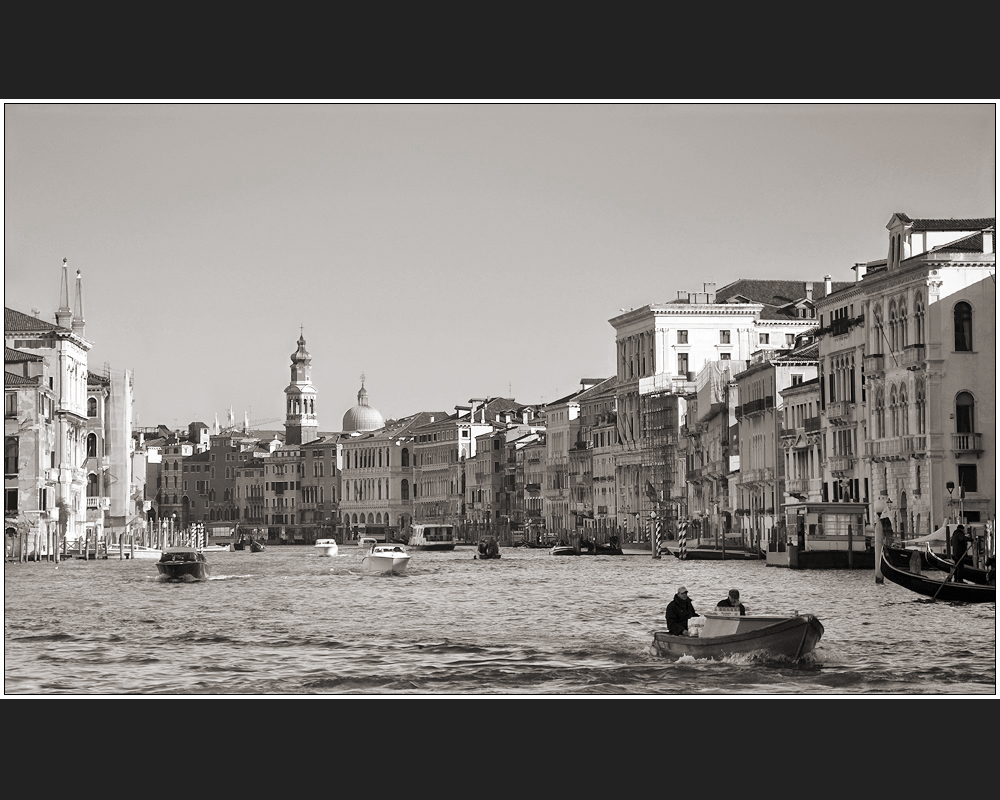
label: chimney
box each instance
[852,262,868,282]
[677,290,690,303]
[824,275,833,296]
[704,282,716,303]
[984,227,995,255]
[805,282,813,301]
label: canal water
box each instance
[4,545,995,695]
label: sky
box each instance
[4,102,996,431]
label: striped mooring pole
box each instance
[678,520,688,560]
[653,516,662,559]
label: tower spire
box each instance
[56,258,73,329]
[72,268,86,338]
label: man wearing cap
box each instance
[665,586,697,636]
[716,589,746,615]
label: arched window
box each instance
[87,397,98,417]
[87,472,99,497]
[872,302,883,352]
[914,292,925,345]
[915,378,926,435]
[401,479,409,501]
[401,448,409,468]
[875,386,885,439]
[890,385,900,437]
[898,297,908,348]
[87,433,98,458]
[899,383,909,435]
[367,513,374,524]
[954,302,973,351]
[888,299,898,352]
[956,392,975,433]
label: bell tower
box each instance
[284,328,318,446]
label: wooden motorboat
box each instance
[156,546,211,581]
[476,538,501,559]
[925,549,993,585]
[651,613,824,661]
[361,544,411,575]
[250,539,266,553]
[407,523,456,551]
[879,550,995,603]
[551,545,577,556]
[314,538,339,557]
[200,544,232,553]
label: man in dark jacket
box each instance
[666,586,697,635]
[716,589,746,615]
[950,525,969,582]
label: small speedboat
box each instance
[476,538,501,559]
[200,544,232,553]
[361,544,411,575]
[651,612,824,661]
[551,545,577,556]
[156,546,211,581]
[314,538,339,557]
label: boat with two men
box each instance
[650,610,824,661]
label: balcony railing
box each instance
[897,344,926,369]
[865,435,927,460]
[952,432,983,454]
[826,401,854,423]
[863,354,884,374]
[785,478,813,495]
[828,456,854,473]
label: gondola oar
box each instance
[931,551,966,601]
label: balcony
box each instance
[897,344,926,370]
[865,435,927,461]
[828,456,854,474]
[685,467,703,483]
[951,432,983,456]
[864,354,884,375]
[785,478,812,496]
[826,401,854,424]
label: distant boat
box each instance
[408,523,456,551]
[156,547,211,581]
[250,539,265,553]
[314,539,339,557]
[476,538,501,560]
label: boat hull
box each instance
[407,543,455,551]
[361,554,410,574]
[651,615,824,661]
[664,546,763,560]
[924,550,992,585]
[880,551,995,603]
[155,562,210,581]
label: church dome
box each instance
[342,378,385,432]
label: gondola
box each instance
[881,543,933,572]
[879,550,995,603]
[925,549,993,586]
